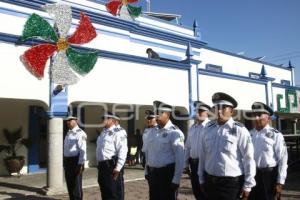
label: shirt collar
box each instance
[70,125,79,133]
[107,125,116,131]
[218,117,234,129]
[161,120,173,130]
[256,124,270,133]
[200,118,210,127]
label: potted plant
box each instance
[0,127,31,174]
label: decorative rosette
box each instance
[106,0,142,21]
[20,4,98,85]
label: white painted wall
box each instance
[68,58,190,109]
[0,43,49,103]
[198,48,292,84]
[198,74,267,110]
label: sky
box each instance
[137,0,300,85]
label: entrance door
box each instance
[28,106,48,173]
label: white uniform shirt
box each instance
[142,126,157,153]
[250,125,288,184]
[184,118,210,167]
[96,125,128,171]
[63,125,87,165]
[145,120,185,184]
[198,118,256,191]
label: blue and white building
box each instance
[0,0,299,175]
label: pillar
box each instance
[43,117,65,195]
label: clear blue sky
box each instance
[138,0,300,85]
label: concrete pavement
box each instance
[0,165,299,199]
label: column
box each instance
[43,117,65,195]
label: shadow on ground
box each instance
[0,191,57,200]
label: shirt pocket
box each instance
[68,138,77,151]
[263,138,274,152]
[223,135,237,153]
[104,136,115,151]
[159,138,169,152]
[204,137,214,153]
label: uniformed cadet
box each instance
[63,116,87,200]
[198,92,256,200]
[142,109,158,169]
[96,112,128,200]
[184,101,210,200]
[248,102,288,200]
[144,101,185,200]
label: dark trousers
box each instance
[148,163,177,200]
[189,158,205,200]
[64,156,83,200]
[249,167,278,200]
[204,172,243,200]
[97,160,124,200]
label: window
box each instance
[249,72,260,79]
[281,80,291,86]
[206,64,222,72]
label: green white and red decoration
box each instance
[20,3,98,85]
[106,0,142,21]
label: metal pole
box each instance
[293,118,298,135]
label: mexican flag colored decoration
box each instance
[20,3,98,85]
[106,0,142,21]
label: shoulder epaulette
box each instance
[207,121,216,128]
[270,128,279,133]
[76,128,82,132]
[113,127,120,132]
[234,121,245,127]
[169,125,178,130]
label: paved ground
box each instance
[0,165,299,200]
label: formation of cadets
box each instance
[63,92,288,200]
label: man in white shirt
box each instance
[142,109,157,169]
[144,101,185,200]
[96,112,128,200]
[198,92,256,200]
[63,116,87,200]
[249,102,288,200]
[184,101,210,200]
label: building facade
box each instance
[0,0,299,175]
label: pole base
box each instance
[40,186,67,196]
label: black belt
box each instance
[257,166,277,172]
[147,163,175,172]
[64,156,79,160]
[98,156,118,168]
[205,172,242,183]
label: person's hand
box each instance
[112,168,120,180]
[239,189,250,200]
[274,184,283,200]
[171,183,179,191]
[75,165,84,176]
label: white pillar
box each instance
[44,117,65,195]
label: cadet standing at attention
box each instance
[249,102,288,200]
[144,101,185,200]
[142,109,158,169]
[198,92,256,200]
[96,112,128,200]
[63,116,87,200]
[184,101,210,200]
